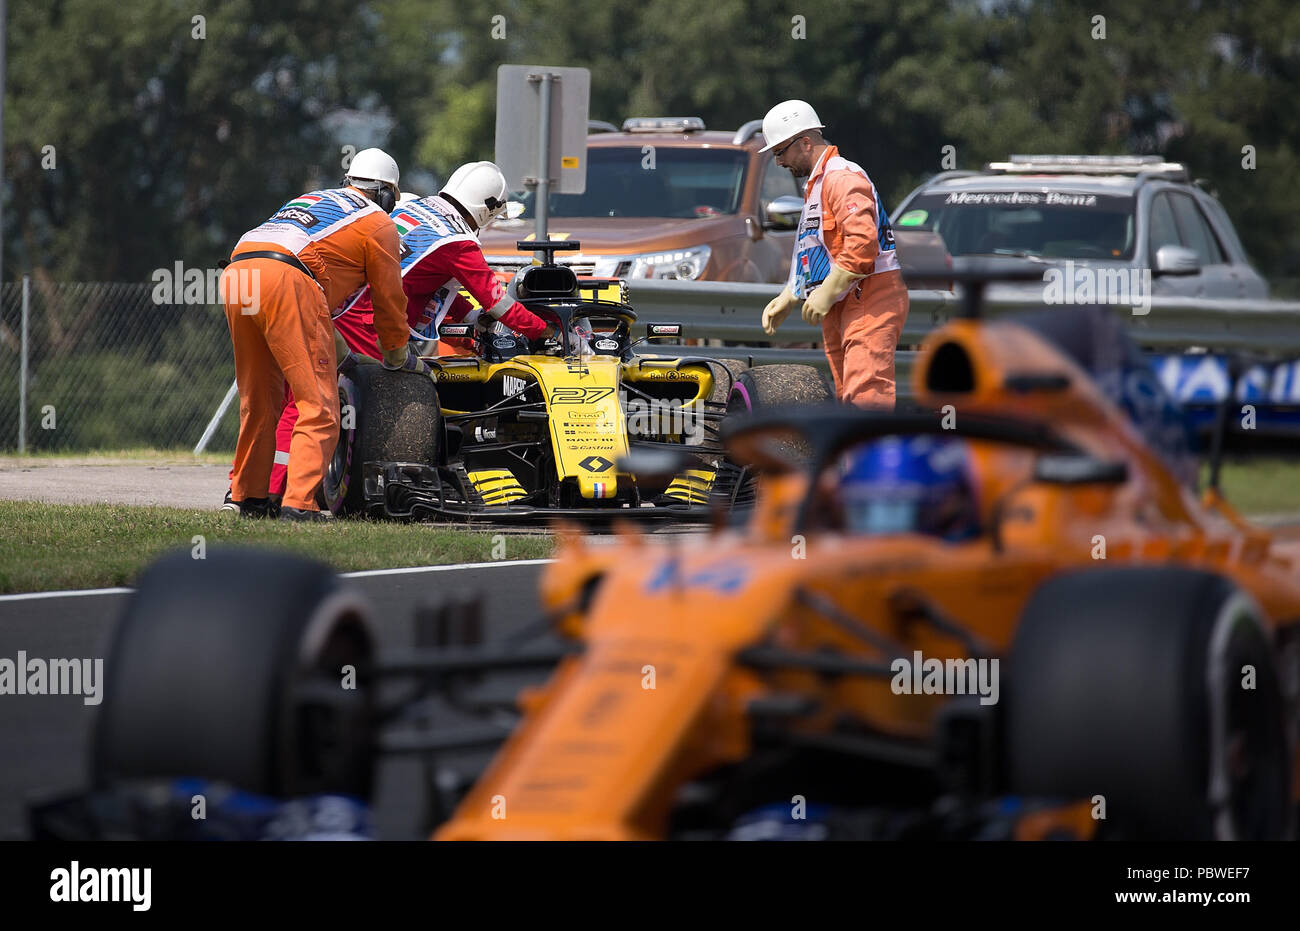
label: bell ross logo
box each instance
[50,862,152,911]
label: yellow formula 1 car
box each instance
[321,240,828,521]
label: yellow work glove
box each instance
[801,262,867,325]
[761,287,798,335]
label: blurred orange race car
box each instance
[429,299,1299,841]
[84,271,1299,841]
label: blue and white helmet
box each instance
[838,435,980,540]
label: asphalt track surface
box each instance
[0,559,552,840]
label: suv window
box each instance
[761,155,800,206]
[1169,193,1226,265]
[512,147,749,220]
[1148,193,1181,255]
[902,191,1136,260]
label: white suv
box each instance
[893,155,1267,299]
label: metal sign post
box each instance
[19,275,27,453]
[533,72,554,247]
[495,65,590,261]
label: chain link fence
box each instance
[0,279,238,453]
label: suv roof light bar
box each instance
[732,119,764,145]
[1009,154,1165,165]
[621,117,706,133]
[984,154,1189,179]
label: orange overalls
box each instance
[790,146,910,407]
[221,187,408,511]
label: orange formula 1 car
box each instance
[75,275,1298,841]
[426,308,1299,840]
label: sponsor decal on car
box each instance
[646,560,749,594]
[549,386,616,405]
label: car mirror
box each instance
[646,323,683,339]
[763,195,803,231]
[1154,244,1200,276]
[1032,454,1128,485]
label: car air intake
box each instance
[925,341,976,393]
[517,265,578,297]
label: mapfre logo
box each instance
[549,386,614,405]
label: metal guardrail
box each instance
[627,279,1300,354]
[628,279,957,344]
[632,342,918,399]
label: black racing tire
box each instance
[725,363,831,415]
[707,358,748,406]
[93,548,378,800]
[1005,566,1293,840]
[323,363,442,515]
[724,364,832,465]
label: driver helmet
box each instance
[837,435,980,541]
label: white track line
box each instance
[341,558,554,579]
[0,559,556,603]
[0,587,134,603]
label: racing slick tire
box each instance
[323,364,442,515]
[723,364,832,470]
[708,358,748,406]
[725,363,831,415]
[1005,566,1293,840]
[93,548,377,800]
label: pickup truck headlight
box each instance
[627,246,712,280]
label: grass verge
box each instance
[1205,457,1300,518]
[0,501,553,594]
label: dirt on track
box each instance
[0,458,229,510]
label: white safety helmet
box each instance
[758,99,825,153]
[441,161,511,229]
[345,148,401,211]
